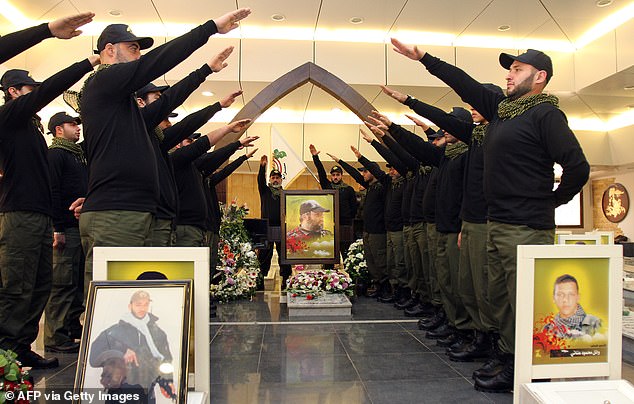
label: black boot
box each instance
[405,301,436,317]
[418,308,445,330]
[449,330,492,361]
[394,289,413,309]
[426,322,453,339]
[472,333,504,379]
[377,282,395,303]
[446,330,473,353]
[395,296,417,310]
[474,354,514,393]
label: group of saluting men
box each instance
[254,41,589,395]
[0,8,256,371]
[0,5,590,395]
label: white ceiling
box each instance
[2,0,634,167]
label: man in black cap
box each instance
[0,55,100,369]
[133,46,239,247]
[390,39,590,392]
[309,144,357,261]
[257,156,292,287]
[331,148,390,299]
[77,8,251,291]
[0,12,94,63]
[44,112,87,355]
[286,200,333,257]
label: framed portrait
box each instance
[92,247,209,394]
[514,245,623,403]
[280,190,340,265]
[557,234,602,245]
[75,280,192,404]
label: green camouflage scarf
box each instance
[497,93,559,120]
[49,137,86,165]
[444,141,468,160]
[153,126,164,143]
[471,123,488,146]
[419,165,432,176]
[391,175,404,189]
[63,64,112,115]
[268,184,282,199]
[331,180,349,190]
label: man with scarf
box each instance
[257,156,292,288]
[367,108,471,348]
[390,40,590,392]
[0,57,99,369]
[543,274,601,340]
[334,148,390,300]
[44,112,88,355]
[356,131,408,304]
[90,290,174,402]
[309,144,358,263]
[378,84,505,366]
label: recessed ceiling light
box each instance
[349,17,364,24]
[596,0,613,7]
[271,14,285,22]
[202,91,214,97]
[108,9,123,17]
[497,24,511,32]
[624,85,634,90]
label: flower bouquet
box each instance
[0,349,33,404]
[343,239,368,283]
[210,201,261,303]
[287,269,353,299]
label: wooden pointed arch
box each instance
[214,62,377,148]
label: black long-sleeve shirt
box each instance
[141,65,215,221]
[80,20,219,214]
[370,140,404,232]
[312,154,357,225]
[420,53,590,230]
[339,157,389,234]
[401,97,489,224]
[0,59,93,216]
[48,147,88,231]
[207,155,248,233]
[258,164,282,226]
[388,124,465,233]
[0,23,51,63]
[382,135,420,225]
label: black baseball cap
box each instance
[188,133,201,140]
[0,69,40,91]
[427,129,444,141]
[270,169,282,177]
[499,49,553,82]
[330,165,343,174]
[300,200,330,215]
[386,163,392,168]
[94,24,154,54]
[136,82,169,99]
[449,107,472,123]
[357,166,367,172]
[47,112,81,134]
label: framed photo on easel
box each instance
[280,190,340,265]
[514,245,623,404]
[75,280,192,404]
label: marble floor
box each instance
[30,293,634,404]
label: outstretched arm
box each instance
[390,38,503,122]
[310,144,330,189]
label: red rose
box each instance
[306,294,314,300]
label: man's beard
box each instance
[507,74,535,101]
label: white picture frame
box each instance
[585,231,615,245]
[514,245,623,404]
[92,247,210,396]
[557,234,602,245]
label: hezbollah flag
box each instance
[270,126,307,188]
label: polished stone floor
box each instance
[30,293,634,404]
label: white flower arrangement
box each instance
[287,269,353,299]
[210,200,261,303]
[343,239,369,283]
